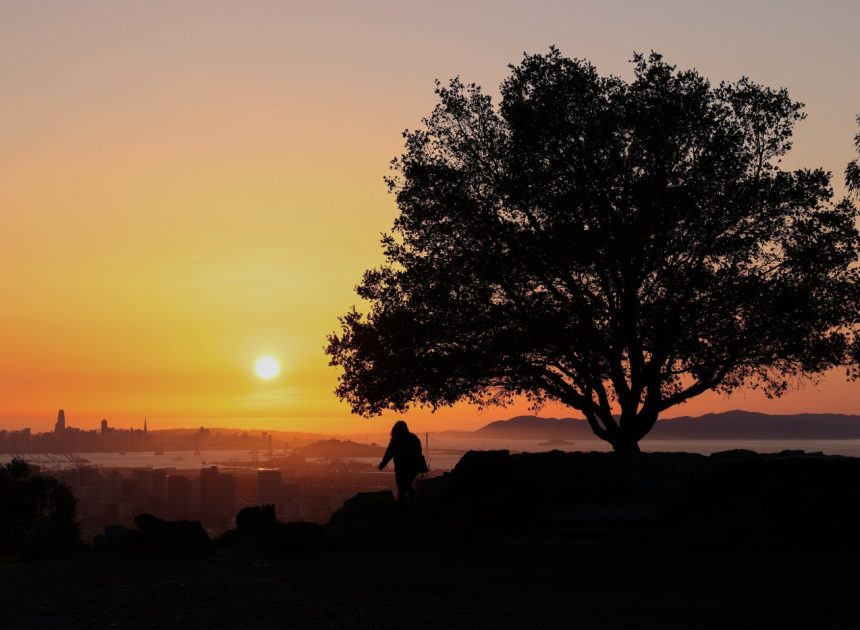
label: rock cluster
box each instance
[94,513,212,556]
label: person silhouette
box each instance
[378,420,426,504]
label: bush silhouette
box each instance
[0,459,82,559]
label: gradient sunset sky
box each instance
[2,1,859,433]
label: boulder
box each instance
[329,490,395,530]
[236,505,277,538]
[93,525,144,554]
[133,513,213,556]
[452,450,512,487]
[220,506,327,554]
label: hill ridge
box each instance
[452,410,860,440]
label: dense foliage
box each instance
[327,50,860,452]
[0,459,81,558]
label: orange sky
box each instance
[1,1,859,434]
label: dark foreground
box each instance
[2,540,859,629]
[6,449,860,629]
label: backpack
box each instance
[417,453,429,474]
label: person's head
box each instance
[391,420,409,437]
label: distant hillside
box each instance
[471,416,592,439]
[452,411,860,440]
[649,411,860,440]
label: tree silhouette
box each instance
[326,50,860,452]
[0,459,80,558]
[847,115,860,196]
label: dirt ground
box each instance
[2,540,859,629]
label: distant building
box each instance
[55,409,66,434]
[200,466,219,513]
[151,469,167,499]
[105,471,123,504]
[257,469,282,507]
[200,466,237,517]
[166,475,193,517]
[100,419,109,434]
[132,468,153,498]
[120,477,139,503]
[220,474,237,516]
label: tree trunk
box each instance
[610,435,641,454]
[587,409,645,453]
[612,412,643,454]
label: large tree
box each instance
[326,50,860,453]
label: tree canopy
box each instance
[326,50,860,452]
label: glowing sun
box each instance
[254,355,281,380]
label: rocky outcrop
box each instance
[236,504,278,536]
[94,514,212,556]
[219,505,326,554]
[328,449,860,550]
[662,450,860,548]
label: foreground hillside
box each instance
[2,542,859,629]
[4,449,860,628]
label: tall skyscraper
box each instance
[54,409,66,434]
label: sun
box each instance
[254,355,281,380]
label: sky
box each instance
[1,1,859,434]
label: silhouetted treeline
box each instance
[0,459,83,559]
